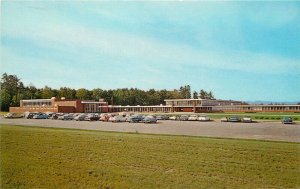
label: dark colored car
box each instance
[142,116,157,123]
[128,115,144,123]
[282,117,293,124]
[156,115,169,120]
[227,116,241,122]
[26,113,36,119]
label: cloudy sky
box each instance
[1,1,300,102]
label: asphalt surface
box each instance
[1,117,299,142]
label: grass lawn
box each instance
[1,125,299,188]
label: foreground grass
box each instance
[1,125,299,188]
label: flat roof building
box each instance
[9,98,300,113]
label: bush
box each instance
[271,117,275,120]
[294,117,298,120]
[255,117,259,119]
[276,117,281,120]
[265,117,269,120]
[260,117,264,119]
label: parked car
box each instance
[156,115,169,120]
[99,114,110,122]
[143,116,157,123]
[198,115,210,121]
[220,117,228,122]
[282,117,293,124]
[179,115,189,121]
[242,116,252,123]
[25,112,37,119]
[58,114,73,120]
[228,116,241,122]
[188,115,198,121]
[51,113,62,120]
[89,114,100,121]
[127,115,144,123]
[169,116,178,120]
[109,115,127,122]
[74,114,86,121]
[33,113,48,119]
[4,113,24,119]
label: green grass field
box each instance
[1,125,299,188]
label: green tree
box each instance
[193,91,198,99]
[58,87,76,99]
[179,85,191,99]
[0,73,24,110]
[41,86,55,99]
[76,88,90,100]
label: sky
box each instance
[1,1,300,102]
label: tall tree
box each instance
[193,91,198,99]
[42,86,55,99]
[58,87,76,99]
[0,73,24,110]
[179,85,191,99]
[76,88,90,100]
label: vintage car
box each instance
[282,117,293,124]
[4,113,24,119]
[198,115,210,121]
[179,115,189,121]
[188,115,198,121]
[142,116,157,123]
[109,115,127,122]
[74,114,86,121]
[127,115,144,123]
[227,116,241,122]
[33,113,48,119]
[242,116,252,123]
[220,117,228,122]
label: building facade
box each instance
[9,98,300,113]
[9,98,108,113]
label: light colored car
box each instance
[188,115,198,121]
[110,115,127,122]
[99,114,110,122]
[179,115,189,121]
[169,116,178,120]
[4,113,24,119]
[143,116,157,123]
[58,114,73,120]
[198,115,210,121]
[220,117,228,122]
[242,116,252,123]
[74,114,86,121]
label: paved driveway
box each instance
[1,117,299,142]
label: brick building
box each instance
[9,97,108,113]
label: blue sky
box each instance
[1,1,300,102]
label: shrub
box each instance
[271,117,275,120]
[260,117,264,119]
[265,117,269,120]
[294,117,298,120]
[276,117,281,120]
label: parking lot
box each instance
[1,116,299,142]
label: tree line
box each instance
[0,73,215,111]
